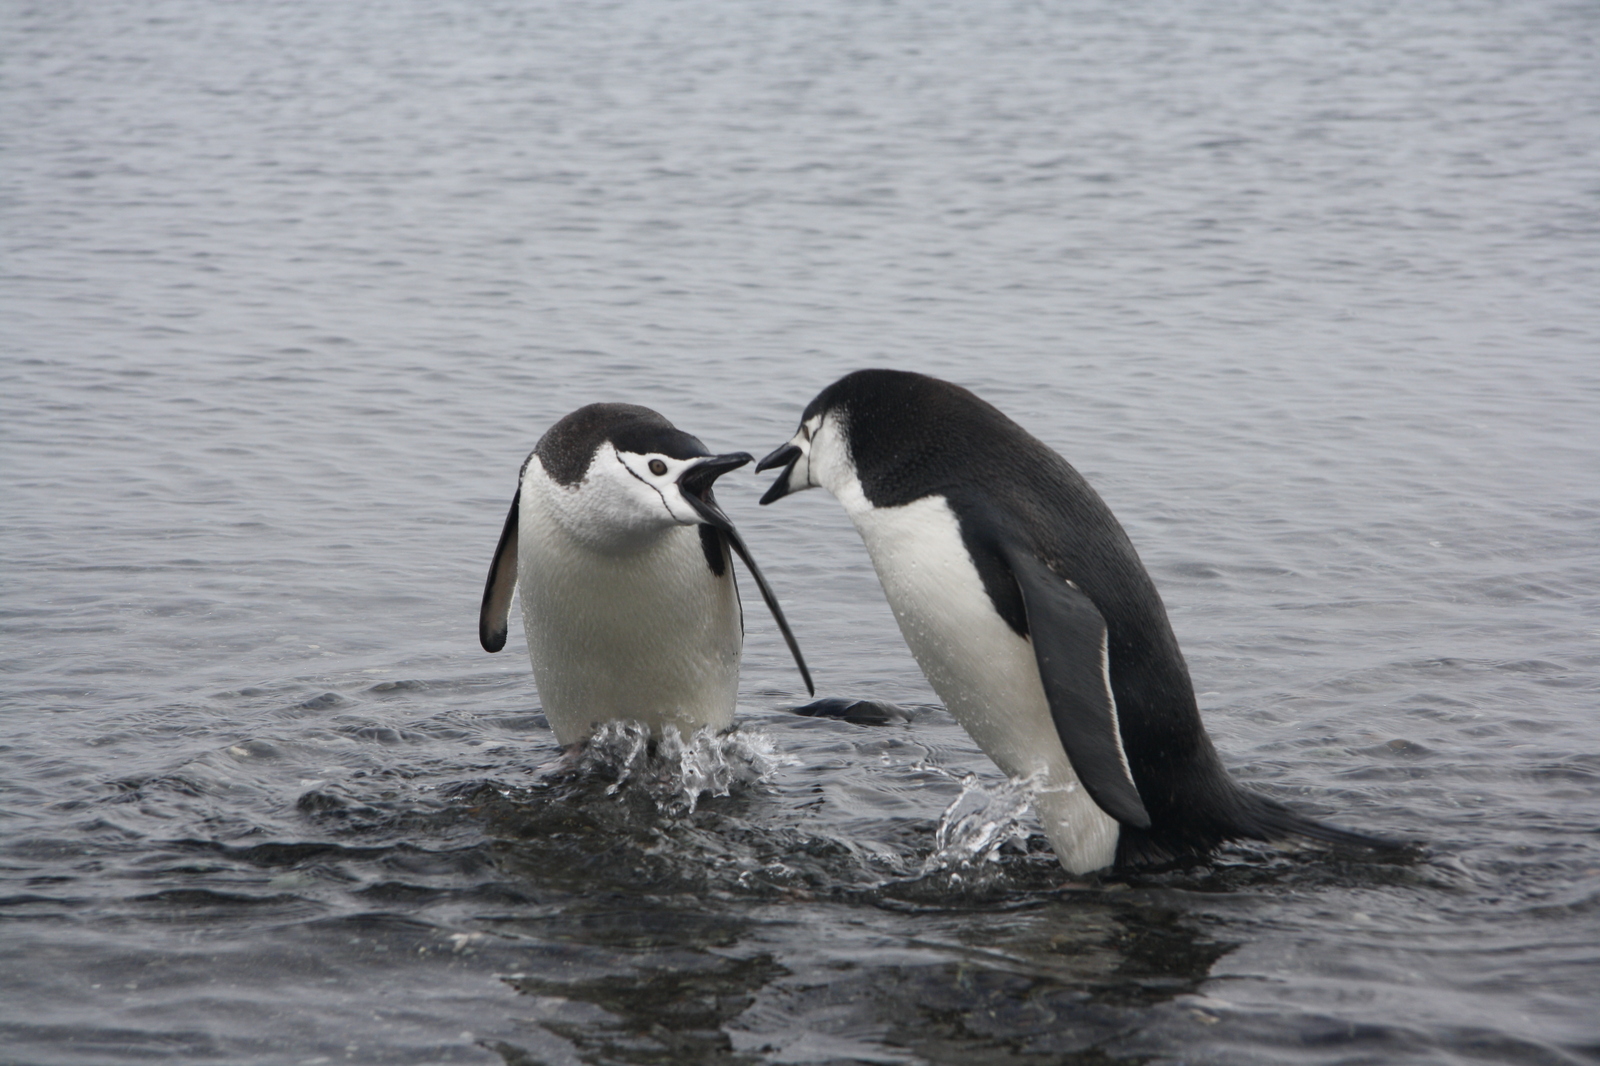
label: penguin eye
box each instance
[648,459,668,476]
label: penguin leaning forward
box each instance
[480,403,812,747]
[756,369,1402,874]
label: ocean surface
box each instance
[3,1,1598,1063]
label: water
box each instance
[3,0,1598,1062]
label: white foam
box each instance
[575,721,789,814]
[920,771,1037,877]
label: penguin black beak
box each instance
[678,449,816,697]
[677,452,752,531]
[755,443,802,505]
[755,442,800,473]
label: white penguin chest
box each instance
[845,494,1052,761]
[839,489,1120,873]
[515,466,742,746]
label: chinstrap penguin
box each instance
[757,369,1400,873]
[481,403,812,746]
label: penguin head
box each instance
[754,378,873,504]
[757,369,959,505]
[532,403,751,550]
[760,369,1040,511]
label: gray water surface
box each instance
[4,1,1599,1063]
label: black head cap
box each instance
[534,403,711,485]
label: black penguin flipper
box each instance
[479,490,520,653]
[1000,545,1152,830]
[721,526,815,696]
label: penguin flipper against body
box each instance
[479,490,520,653]
[996,540,1152,830]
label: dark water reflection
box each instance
[417,767,1247,1066]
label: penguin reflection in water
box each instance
[480,404,812,746]
[758,370,1400,874]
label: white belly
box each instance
[517,477,741,746]
[843,490,1120,874]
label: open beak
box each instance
[678,452,752,530]
[755,442,803,505]
[677,449,815,697]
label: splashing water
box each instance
[574,721,790,814]
[920,771,1038,877]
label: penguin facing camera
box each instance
[480,403,812,747]
[758,369,1403,874]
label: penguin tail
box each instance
[1236,791,1415,855]
[1113,785,1419,870]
